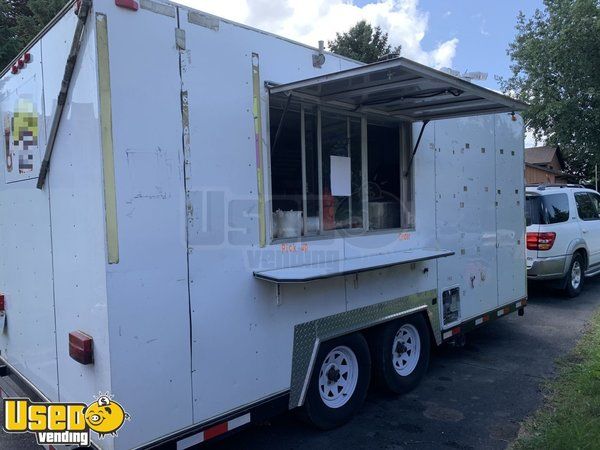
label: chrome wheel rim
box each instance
[392,324,421,376]
[571,261,582,289]
[318,346,358,408]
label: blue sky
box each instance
[358,0,545,90]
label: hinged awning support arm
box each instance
[404,119,429,177]
[270,92,292,155]
[37,0,92,189]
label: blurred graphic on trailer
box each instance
[11,97,38,173]
[1,77,42,182]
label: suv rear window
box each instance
[526,193,570,225]
[575,192,600,220]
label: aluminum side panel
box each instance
[100,3,192,449]
[41,7,113,423]
[434,117,499,323]
[0,39,58,400]
[494,115,526,302]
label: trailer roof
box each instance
[268,57,527,122]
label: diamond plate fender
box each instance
[289,289,440,408]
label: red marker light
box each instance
[23,53,31,63]
[115,0,139,11]
[69,331,94,365]
[17,59,24,69]
[0,294,4,311]
[11,65,18,74]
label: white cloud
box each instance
[525,129,546,148]
[174,0,458,68]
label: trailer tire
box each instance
[372,314,430,394]
[301,333,371,430]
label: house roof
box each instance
[525,163,566,176]
[525,146,564,167]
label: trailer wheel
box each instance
[372,314,430,394]
[564,253,585,298]
[302,333,371,430]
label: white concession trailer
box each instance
[0,0,528,448]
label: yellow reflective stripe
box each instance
[96,13,119,264]
[252,53,266,247]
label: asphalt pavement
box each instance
[2,277,599,449]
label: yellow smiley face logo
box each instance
[84,396,129,437]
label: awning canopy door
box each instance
[268,58,527,122]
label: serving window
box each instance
[269,95,414,240]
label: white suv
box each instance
[526,185,600,297]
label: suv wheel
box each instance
[564,253,585,298]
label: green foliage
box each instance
[328,20,401,64]
[0,0,68,70]
[512,310,600,449]
[502,0,600,181]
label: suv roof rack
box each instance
[526,183,585,191]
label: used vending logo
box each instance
[3,393,130,446]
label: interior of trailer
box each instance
[269,96,413,240]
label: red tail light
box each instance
[527,232,556,251]
[69,331,94,365]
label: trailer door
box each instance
[494,115,526,304]
[434,116,499,323]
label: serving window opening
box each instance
[269,94,414,241]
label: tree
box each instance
[0,0,29,69]
[501,0,600,181]
[0,0,68,70]
[328,20,401,64]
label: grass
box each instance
[512,311,600,450]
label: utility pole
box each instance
[596,164,598,192]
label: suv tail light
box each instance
[527,232,556,251]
